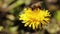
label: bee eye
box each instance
[31,6,36,10]
[31,6,41,10]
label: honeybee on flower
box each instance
[19,2,51,29]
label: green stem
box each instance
[7,0,15,5]
[8,0,24,10]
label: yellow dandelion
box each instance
[19,8,50,29]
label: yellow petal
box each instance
[32,24,35,29]
[24,22,30,27]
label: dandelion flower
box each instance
[19,8,50,29]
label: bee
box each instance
[29,2,43,10]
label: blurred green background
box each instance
[0,0,60,34]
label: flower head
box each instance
[19,8,50,29]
